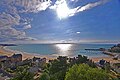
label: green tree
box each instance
[10,67,34,80]
[77,55,89,64]
[39,73,50,80]
[49,56,68,80]
[86,60,97,68]
[104,62,111,72]
[65,64,112,80]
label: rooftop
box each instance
[0,56,8,59]
[11,54,22,58]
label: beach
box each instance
[90,57,120,63]
[0,46,119,63]
[0,46,55,61]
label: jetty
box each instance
[85,48,105,51]
[85,48,117,57]
[103,51,116,56]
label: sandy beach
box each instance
[0,46,55,61]
[90,57,120,63]
[0,46,119,63]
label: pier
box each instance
[85,48,105,51]
[103,51,116,56]
[85,48,116,57]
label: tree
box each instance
[104,62,111,72]
[48,56,68,80]
[86,60,97,68]
[68,55,90,67]
[65,64,111,80]
[10,66,34,80]
[10,70,34,80]
[39,73,50,80]
[76,55,89,64]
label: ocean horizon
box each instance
[7,43,115,58]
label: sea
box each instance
[7,43,115,58]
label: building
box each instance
[99,59,105,65]
[1,60,12,69]
[113,54,120,60]
[29,67,40,74]
[32,57,46,68]
[112,63,120,73]
[16,59,32,66]
[10,54,22,63]
[0,69,13,78]
[0,56,8,62]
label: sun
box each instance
[56,0,70,19]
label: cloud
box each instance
[50,0,110,18]
[0,12,20,27]
[76,0,109,12]
[0,12,27,41]
[0,12,34,41]
[0,0,51,42]
[0,26,29,41]
[0,0,110,42]
[15,0,51,13]
[0,26,36,42]
[23,24,32,29]
[76,32,80,34]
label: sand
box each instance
[0,46,119,63]
[90,57,120,63]
[0,47,55,61]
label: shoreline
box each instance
[0,46,56,61]
[90,56,120,63]
[0,46,119,63]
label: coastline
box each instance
[0,46,119,63]
[90,56,120,63]
[0,46,56,61]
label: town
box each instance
[0,53,120,80]
[0,54,46,80]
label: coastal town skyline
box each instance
[0,0,120,43]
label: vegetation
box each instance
[65,64,111,80]
[10,66,34,80]
[45,55,97,80]
[10,69,34,80]
[39,73,50,80]
[48,56,68,80]
[9,55,119,80]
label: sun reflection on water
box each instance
[55,44,72,56]
[56,44,72,51]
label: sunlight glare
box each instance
[56,0,70,19]
[56,44,72,51]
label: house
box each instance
[16,59,32,66]
[10,54,22,63]
[38,58,46,68]
[99,59,106,65]
[0,69,13,78]
[95,59,106,68]
[0,54,22,69]
[112,63,120,73]
[1,60,12,69]
[32,57,46,68]
[29,67,40,74]
[33,57,40,62]
[0,56,8,62]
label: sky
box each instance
[0,0,120,43]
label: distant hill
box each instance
[0,44,17,46]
